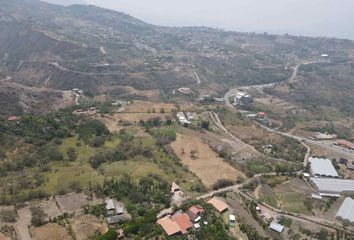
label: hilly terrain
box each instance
[2,1,354,240]
[1,0,353,117]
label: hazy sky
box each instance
[45,0,354,40]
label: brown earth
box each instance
[31,223,71,240]
[170,132,245,189]
[0,233,11,240]
[55,193,102,215]
[71,215,108,240]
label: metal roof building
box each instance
[309,157,339,178]
[336,197,354,226]
[269,221,284,233]
[309,178,354,197]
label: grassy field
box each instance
[258,178,311,215]
[259,184,277,207]
[39,127,204,196]
[278,192,309,214]
[0,125,205,200]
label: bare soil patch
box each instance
[56,193,102,215]
[31,223,71,240]
[170,132,245,188]
[0,233,11,240]
[71,215,108,240]
[36,197,61,220]
[14,206,31,240]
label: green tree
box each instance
[67,147,77,161]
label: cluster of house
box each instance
[304,157,354,225]
[199,94,224,104]
[156,197,231,237]
[232,91,253,107]
[105,199,129,225]
[157,205,205,236]
[176,112,195,125]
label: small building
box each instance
[171,182,180,194]
[176,112,191,125]
[309,157,339,178]
[7,116,18,122]
[312,132,337,140]
[105,199,126,224]
[187,205,204,222]
[257,112,266,119]
[336,140,354,150]
[269,221,284,233]
[157,216,181,237]
[336,197,354,226]
[171,213,193,234]
[207,198,228,213]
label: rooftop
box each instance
[207,198,228,213]
[309,157,339,178]
[310,178,354,196]
[336,197,354,224]
[188,205,204,216]
[157,216,181,236]
[171,213,193,234]
[171,182,180,193]
[269,221,284,233]
[105,199,115,211]
[337,140,354,149]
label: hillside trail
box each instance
[14,207,32,240]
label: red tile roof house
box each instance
[187,205,204,222]
[157,212,193,236]
[171,212,193,234]
[157,217,181,237]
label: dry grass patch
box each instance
[171,133,245,188]
[124,101,176,113]
[71,215,108,240]
[31,223,71,240]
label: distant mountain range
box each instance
[0,0,353,116]
[41,0,87,5]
